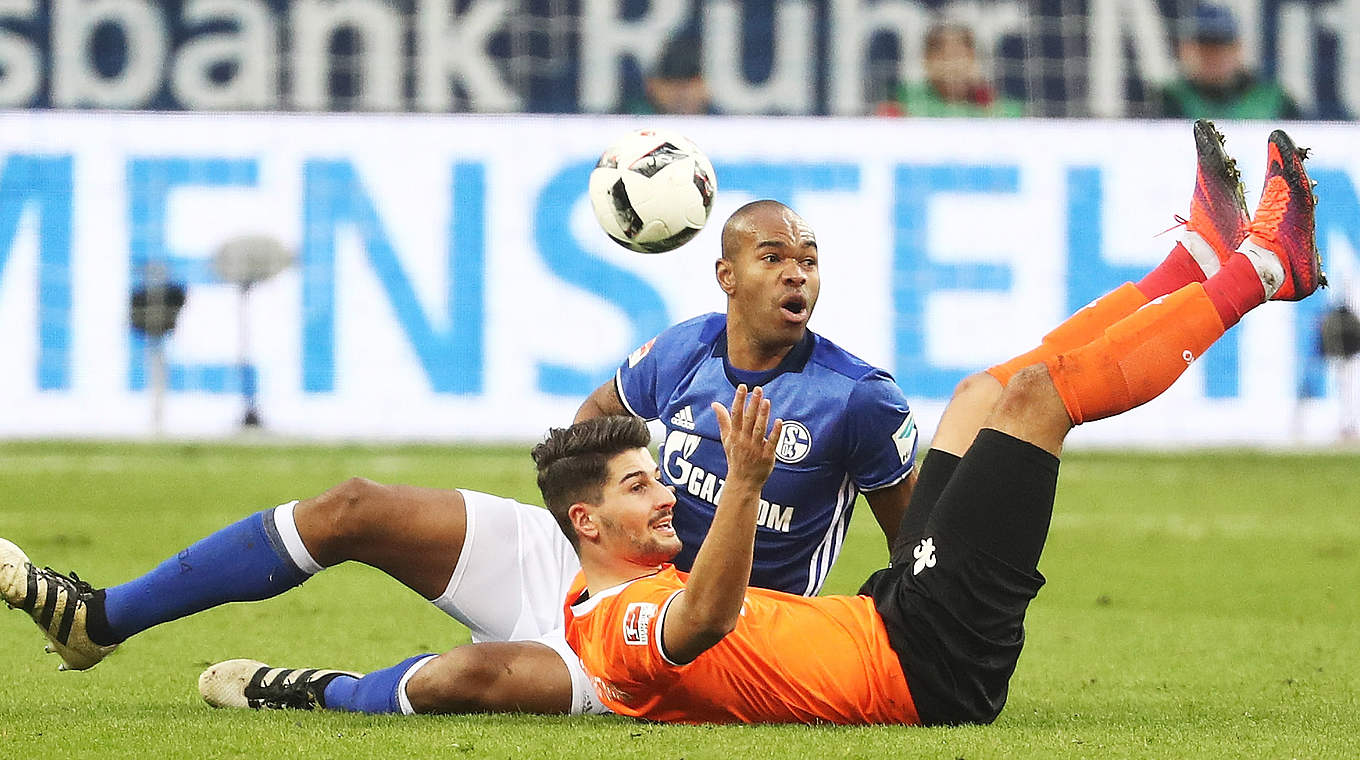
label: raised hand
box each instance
[659,385,784,663]
[711,385,783,490]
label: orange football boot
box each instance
[1183,119,1251,268]
[1244,130,1326,301]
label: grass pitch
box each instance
[1,442,1357,759]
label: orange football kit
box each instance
[562,126,1324,728]
[564,566,919,725]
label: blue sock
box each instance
[322,655,434,714]
[99,510,310,644]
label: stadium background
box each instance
[0,0,1357,445]
[1,7,1358,758]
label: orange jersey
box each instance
[563,566,918,725]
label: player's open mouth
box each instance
[651,514,675,536]
[779,294,809,323]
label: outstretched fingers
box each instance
[711,385,781,484]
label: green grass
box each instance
[1,442,1358,759]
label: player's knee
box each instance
[951,371,1004,406]
[301,477,391,548]
[982,364,1073,453]
[404,649,503,714]
[993,365,1061,420]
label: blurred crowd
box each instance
[634,2,1324,121]
[5,0,1342,121]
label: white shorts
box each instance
[432,490,607,715]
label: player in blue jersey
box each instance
[574,200,918,595]
[1,200,917,717]
[605,313,915,595]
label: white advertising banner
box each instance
[1,113,1357,444]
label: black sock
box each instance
[83,590,121,646]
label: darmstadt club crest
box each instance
[775,420,812,463]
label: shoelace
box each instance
[1156,214,1190,238]
[1254,144,1316,241]
[1250,153,1327,294]
[40,567,96,597]
[247,669,323,709]
[1252,173,1292,241]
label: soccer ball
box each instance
[588,129,717,254]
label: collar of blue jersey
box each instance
[712,326,816,388]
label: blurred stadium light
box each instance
[212,235,294,428]
[128,264,187,435]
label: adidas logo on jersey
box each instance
[670,405,696,430]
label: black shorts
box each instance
[859,430,1058,726]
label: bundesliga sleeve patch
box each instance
[627,337,657,368]
[892,412,918,465]
[622,602,658,645]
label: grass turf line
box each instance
[0,442,1357,759]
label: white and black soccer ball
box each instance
[588,129,717,254]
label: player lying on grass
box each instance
[539,127,1324,725]
[163,122,1317,719]
[0,201,919,715]
[3,121,1314,720]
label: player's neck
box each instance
[579,552,665,595]
[726,343,787,371]
[725,319,798,371]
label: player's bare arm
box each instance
[574,378,628,422]
[864,472,915,549]
[662,385,782,664]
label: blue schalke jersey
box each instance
[615,313,918,596]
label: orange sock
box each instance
[1042,283,1227,424]
[987,282,1149,386]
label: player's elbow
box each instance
[574,380,625,422]
[572,395,612,424]
[571,398,599,423]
